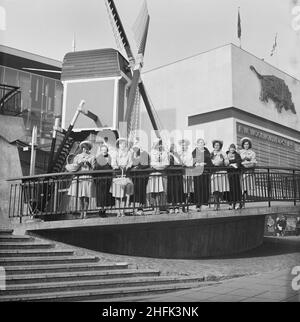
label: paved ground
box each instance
[25,209,300,302]
[145,268,300,302]
[51,235,299,279]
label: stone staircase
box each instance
[0,229,203,301]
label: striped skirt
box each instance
[211,171,230,193]
[68,175,95,198]
[146,173,167,194]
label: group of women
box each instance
[66,136,257,218]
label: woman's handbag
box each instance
[113,168,133,188]
[65,154,81,172]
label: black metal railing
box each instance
[0,84,22,115]
[7,166,300,222]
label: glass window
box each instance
[31,74,43,109]
[54,81,63,117]
[19,72,31,111]
[0,66,4,83]
[43,78,55,113]
[4,67,19,87]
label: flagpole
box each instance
[237,7,242,49]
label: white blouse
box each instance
[111,149,133,169]
[150,149,169,168]
[239,149,257,168]
[176,150,193,167]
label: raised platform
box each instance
[11,205,300,259]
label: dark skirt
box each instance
[130,173,149,204]
[94,169,114,207]
[167,168,184,204]
[225,170,242,203]
[193,172,211,206]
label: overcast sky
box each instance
[1,0,300,78]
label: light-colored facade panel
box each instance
[231,44,300,131]
[141,45,233,135]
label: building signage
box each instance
[237,122,299,150]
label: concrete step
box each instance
[0,235,34,242]
[0,282,199,302]
[0,249,74,258]
[3,276,204,296]
[6,269,160,285]
[0,242,54,250]
[4,262,129,275]
[0,255,99,266]
[0,229,13,235]
[95,281,221,302]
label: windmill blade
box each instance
[125,69,141,123]
[104,0,160,135]
[132,1,149,52]
[104,0,135,64]
[125,15,150,123]
[138,82,159,132]
[22,68,62,74]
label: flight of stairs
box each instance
[0,229,203,301]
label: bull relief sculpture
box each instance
[250,65,296,114]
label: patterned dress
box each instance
[147,149,169,194]
[177,150,194,194]
[210,150,230,193]
[240,149,257,195]
[110,149,134,198]
[67,152,96,198]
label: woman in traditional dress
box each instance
[192,138,213,212]
[94,144,113,217]
[130,143,150,215]
[210,140,230,211]
[239,137,257,206]
[111,138,134,217]
[175,139,194,213]
[147,139,169,215]
[67,141,96,218]
[226,143,242,210]
[167,143,184,214]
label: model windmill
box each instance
[104,0,160,140]
[22,0,161,175]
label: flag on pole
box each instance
[237,7,242,47]
[270,33,278,56]
[72,32,76,52]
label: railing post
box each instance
[53,179,58,215]
[293,170,296,206]
[267,168,271,208]
[75,175,79,213]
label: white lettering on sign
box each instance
[237,123,296,150]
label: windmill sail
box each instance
[104,0,160,138]
[104,0,135,63]
[132,1,149,52]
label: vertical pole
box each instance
[293,170,296,206]
[267,168,271,208]
[75,175,79,214]
[30,126,37,176]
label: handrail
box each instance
[7,164,300,221]
[7,165,300,182]
[0,84,21,115]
